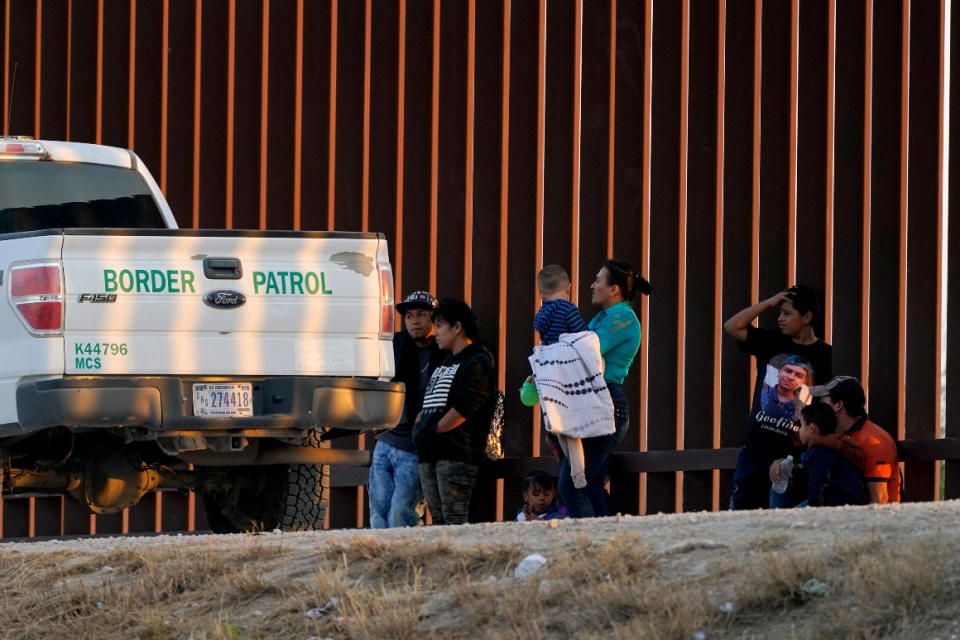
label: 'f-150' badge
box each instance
[204,290,246,309]
[78,293,117,303]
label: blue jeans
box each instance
[730,447,776,510]
[558,382,629,518]
[769,486,792,509]
[368,440,422,528]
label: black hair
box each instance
[828,380,867,417]
[785,284,819,324]
[801,401,838,435]
[602,259,652,301]
[434,299,482,343]
[521,470,556,494]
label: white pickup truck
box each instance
[0,137,404,532]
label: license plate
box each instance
[192,383,253,417]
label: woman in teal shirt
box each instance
[558,259,650,517]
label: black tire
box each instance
[201,431,330,533]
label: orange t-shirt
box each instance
[842,417,900,503]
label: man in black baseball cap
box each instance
[809,376,900,504]
[368,290,446,528]
[395,290,438,315]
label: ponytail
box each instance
[603,259,652,301]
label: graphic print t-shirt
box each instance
[412,344,495,464]
[739,326,832,458]
[421,362,461,413]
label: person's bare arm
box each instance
[436,408,467,434]
[867,482,889,504]
[723,291,791,341]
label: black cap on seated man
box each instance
[808,376,863,407]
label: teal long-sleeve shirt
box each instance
[587,301,641,384]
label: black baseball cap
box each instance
[396,290,438,314]
[809,376,865,407]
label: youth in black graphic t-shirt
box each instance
[723,285,832,510]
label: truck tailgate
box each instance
[61,230,392,377]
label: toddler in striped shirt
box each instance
[529,266,589,465]
[533,265,588,345]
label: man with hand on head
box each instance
[723,284,832,398]
[368,290,446,528]
[724,285,832,509]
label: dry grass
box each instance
[3,514,960,639]
[714,536,960,639]
[747,532,794,552]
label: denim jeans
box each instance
[558,382,629,518]
[418,459,479,525]
[368,440,422,528]
[730,447,776,510]
[769,486,792,509]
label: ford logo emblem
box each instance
[204,290,246,309]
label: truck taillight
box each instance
[15,302,62,331]
[379,267,395,339]
[0,137,46,156]
[9,262,64,335]
[11,265,61,296]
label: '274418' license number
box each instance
[192,383,253,417]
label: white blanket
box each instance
[529,331,615,439]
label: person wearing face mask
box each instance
[724,285,832,510]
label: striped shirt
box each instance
[412,344,495,464]
[534,299,588,345]
[421,363,460,411]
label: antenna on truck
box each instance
[6,62,17,136]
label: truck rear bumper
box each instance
[12,375,404,434]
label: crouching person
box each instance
[516,470,568,521]
[795,402,862,507]
[809,376,900,504]
[413,300,496,525]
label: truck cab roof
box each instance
[0,138,178,230]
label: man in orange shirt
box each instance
[809,376,901,504]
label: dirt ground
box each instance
[4,500,960,639]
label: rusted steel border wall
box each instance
[0,0,952,536]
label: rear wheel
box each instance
[201,431,330,533]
